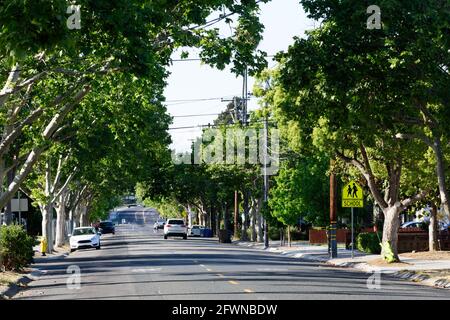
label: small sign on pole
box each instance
[11,199,28,212]
[342,180,364,259]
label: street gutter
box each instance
[233,240,450,290]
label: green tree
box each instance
[257,0,450,261]
[0,0,271,212]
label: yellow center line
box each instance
[206,268,212,272]
[216,273,225,278]
[228,280,239,285]
[244,289,254,293]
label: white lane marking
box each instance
[131,268,162,273]
[257,268,289,272]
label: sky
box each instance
[164,0,315,153]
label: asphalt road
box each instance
[14,222,450,300]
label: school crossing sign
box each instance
[342,180,364,208]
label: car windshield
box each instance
[192,226,199,229]
[73,228,96,236]
[168,220,184,225]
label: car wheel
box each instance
[70,249,76,253]
[96,243,101,250]
[183,234,187,240]
[164,235,168,239]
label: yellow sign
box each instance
[342,180,363,208]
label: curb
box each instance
[233,240,450,290]
[391,270,450,289]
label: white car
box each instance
[189,225,203,237]
[69,227,101,252]
[164,219,187,239]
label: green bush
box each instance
[268,226,281,240]
[0,225,35,271]
[291,229,308,241]
[356,232,382,254]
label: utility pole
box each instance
[329,159,338,258]
[263,116,269,249]
[242,67,248,125]
[234,191,238,239]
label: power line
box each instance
[171,55,275,63]
[172,113,221,118]
[168,119,276,130]
[165,97,232,103]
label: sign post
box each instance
[342,180,364,259]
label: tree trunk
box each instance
[224,203,229,231]
[287,226,292,247]
[241,191,249,241]
[41,203,54,253]
[433,137,450,217]
[429,204,438,252]
[79,205,88,227]
[3,168,15,224]
[215,208,220,236]
[0,147,45,209]
[55,193,67,247]
[68,209,74,235]
[381,205,401,261]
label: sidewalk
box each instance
[233,240,450,289]
[0,246,69,299]
[32,244,70,262]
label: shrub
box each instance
[291,229,308,241]
[269,226,281,240]
[0,225,35,271]
[356,232,382,254]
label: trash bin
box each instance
[204,228,212,238]
[218,229,231,243]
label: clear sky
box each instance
[164,0,314,153]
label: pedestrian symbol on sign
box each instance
[342,180,363,208]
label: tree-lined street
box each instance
[13,216,450,300]
[1,1,449,303]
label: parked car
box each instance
[440,222,450,232]
[69,227,101,252]
[189,225,203,237]
[164,218,187,239]
[154,220,165,230]
[99,221,115,235]
[400,221,427,230]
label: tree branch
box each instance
[336,146,388,209]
